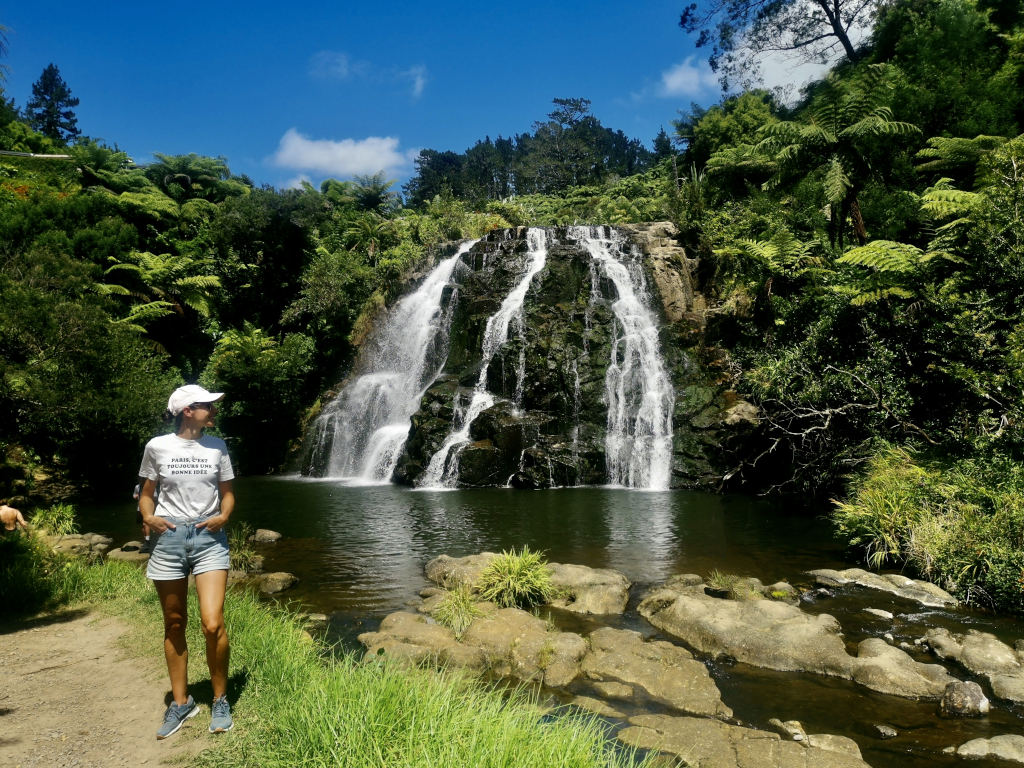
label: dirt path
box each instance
[0,610,210,768]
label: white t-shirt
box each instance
[138,433,235,522]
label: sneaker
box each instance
[156,695,199,739]
[209,695,233,733]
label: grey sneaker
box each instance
[209,695,233,733]
[156,695,198,739]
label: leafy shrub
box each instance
[433,584,483,638]
[0,532,84,615]
[229,521,258,572]
[31,503,79,536]
[833,445,1024,612]
[475,546,557,609]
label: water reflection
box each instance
[79,479,847,617]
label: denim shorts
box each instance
[146,519,230,581]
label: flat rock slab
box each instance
[956,734,1024,764]
[618,714,870,768]
[358,611,486,669]
[361,606,586,687]
[924,628,1024,704]
[547,562,630,614]
[639,581,955,699]
[808,568,956,608]
[106,548,150,563]
[461,607,586,687]
[425,552,498,590]
[581,627,731,718]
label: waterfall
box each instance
[308,240,477,482]
[419,228,549,488]
[570,226,675,490]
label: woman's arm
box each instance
[139,478,175,532]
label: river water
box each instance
[78,479,1024,768]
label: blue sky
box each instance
[3,1,732,189]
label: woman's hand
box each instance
[143,514,176,534]
[197,513,228,534]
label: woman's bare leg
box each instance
[154,578,190,705]
[195,569,230,699]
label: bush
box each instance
[833,445,1024,612]
[31,503,79,536]
[228,521,258,572]
[475,546,557,610]
[0,532,84,615]
[433,584,483,638]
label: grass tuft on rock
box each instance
[433,584,484,638]
[476,545,557,610]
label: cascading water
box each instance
[307,240,477,482]
[570,226,675,490]
[418,228,549,488]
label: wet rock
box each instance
[940,681,990,717]
[121,540,144,552]
[547,562,630,614]
[639,580,956,698]
[956,735,1024,764]
[923,628,1024,704]
[461,607,586,687]
[765,582,799,602]
[864,608,894,621]
[618,714,871,768]
[358,612,486,669]
[250,528,282,543]
[424,552,498,590]
[874,724,898,739]
[580,627,732,718]
[807,568,956,608]
[106,548,149,563]
[258,572,298,594]
[569,695,626,719]
[768,718,806,741]
[850,638,954,698]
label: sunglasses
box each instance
[188,402,216,411]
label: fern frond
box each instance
[837,240,922,273]
[823,158,852,205]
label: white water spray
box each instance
[570,226,675,490]
[309,241,477,482]
[419,228,549,488]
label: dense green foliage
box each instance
[404,98,654,205]
[834,446,1024,612]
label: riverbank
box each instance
[0,554,648,768]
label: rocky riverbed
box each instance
[360,552,1024,768]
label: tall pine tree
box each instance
[26,63,80,143]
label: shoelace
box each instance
[212,698,229,717]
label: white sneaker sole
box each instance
[156,703,199,739]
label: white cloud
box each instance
[309,51,355,80]
[399,65,428,99]
[309,50,428,98]
[658,57,719,98]
[271,129,414,177]
[283,174,312,190]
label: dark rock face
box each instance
[389,225,734,489]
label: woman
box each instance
[139,384,235,739]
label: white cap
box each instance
[167,384,225,416]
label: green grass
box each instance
[433,584,484,638]
[833,444,1024,612]
[7,517,648,768]
[476,546,558,610]
[30,503,79,535]
[228,521,259,572]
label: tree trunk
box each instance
[816,0,861,63]
[850,196,868,245]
